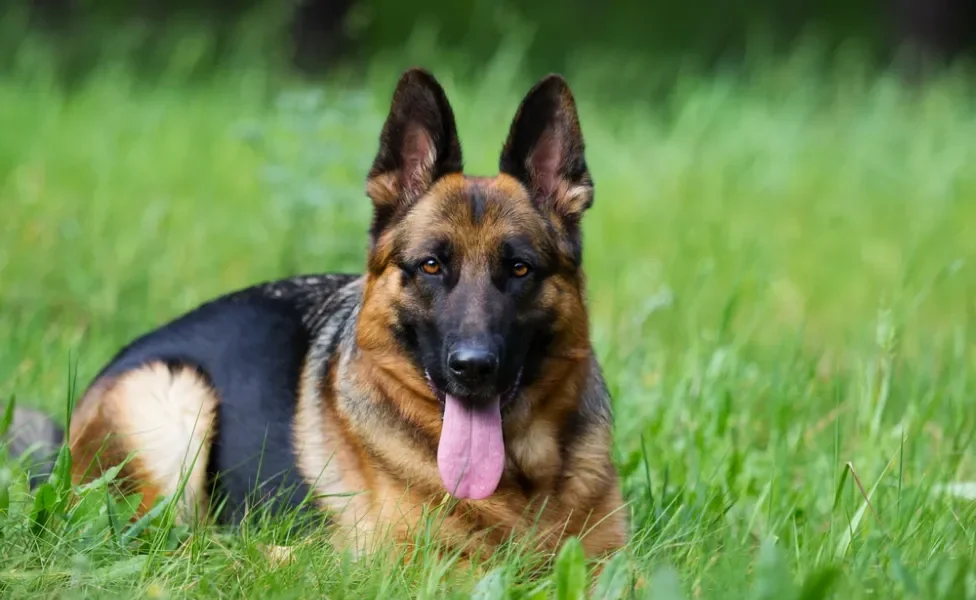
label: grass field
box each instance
[1,39,976,599]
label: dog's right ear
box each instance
[366,68,464,242]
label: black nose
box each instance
[447,345,499,385]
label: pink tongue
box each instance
[437,394,505,500]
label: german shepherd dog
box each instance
[5,68,628,561]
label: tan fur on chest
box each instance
[294,359,626,560]
[507,418,561,488]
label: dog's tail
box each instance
[1,403,65,487]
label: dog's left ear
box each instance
[499,75,592,223]
[366,68,464,242]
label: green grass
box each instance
[2,39,976,599]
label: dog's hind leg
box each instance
[69,361,219,524]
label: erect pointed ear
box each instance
[366,68,463,241]
[499,74,592,223]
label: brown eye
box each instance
[421,258,442,275]
[511,262,530,278]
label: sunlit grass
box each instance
[1,36,975,599]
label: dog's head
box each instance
[357,68,594,500]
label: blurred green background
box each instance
[1,1,976,599]
[5,0,974,86]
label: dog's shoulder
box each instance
[191,272,364,337]
[234,273,360,316]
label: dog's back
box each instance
[26,274,361,524]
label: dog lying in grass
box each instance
[6,67,629,564]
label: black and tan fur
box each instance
[7,69,628,561]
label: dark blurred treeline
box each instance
[10,0,976,80]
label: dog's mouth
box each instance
[424,369,522,410]
[424,368,522,501]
